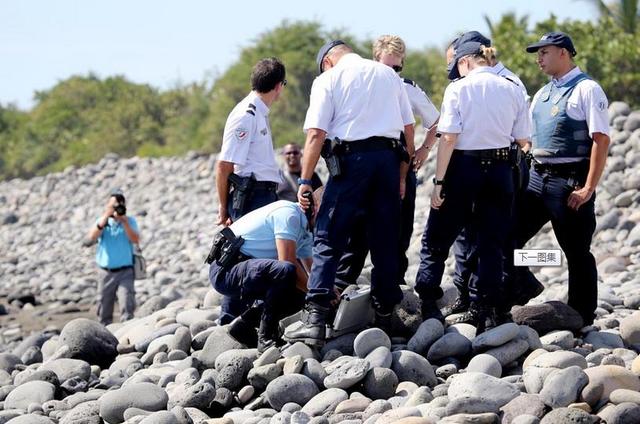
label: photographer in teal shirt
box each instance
[87,189,140,325]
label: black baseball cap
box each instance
[316,40,346,75]
[110,188,126,202]
[526,31,577,56]
[454,31,491,49]
[447,41,484,81]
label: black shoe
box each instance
[442,296,470,317]
[257,314,280,353]
[509,269,544,306]
[228,316,258,347]
[420,299,444,323]
[283,302,330,347]
[373,310,393,335]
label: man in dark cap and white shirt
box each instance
[510,31,610,326]
[284,40,415,346]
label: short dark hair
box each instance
[251,57,286,93]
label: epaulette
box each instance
[403,78,416,87]
[502,75,518,86]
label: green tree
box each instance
[582,0,639,33]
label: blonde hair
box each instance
[373,35,406,61]
[469,45,497,65]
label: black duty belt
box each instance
[533,161,589,178]
[252,181,279,191]
[101,266,133,273]
[456,147,510,160]
[342,136,399,155]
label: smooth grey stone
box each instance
[436,364,458,379]
[0,411,27,424]
[403,386,434,407]
[439,413,499,424]
[445,396,501,416]
[4,381,55,410]
[362,368,398,400]
[539,366,589,408]
[406,319,444,355]
[539,407,599,424]
[362,399,392,421]
[59,318,118,368]
[139,411,180,424]
[527,350,588,370]
[522,366,556,395]
[4,415,54,424]
[14,369,59,387]
[539,331,575,349]
[290,410,311,424]
[375,406,420,424]
[323,358,369,389]
[301,359,327,389]
[472,323,521,352]
[301,388,348,417]
[334,397,371,414]
[427,333,471,361]
[248,363,282,391]
[391,350,437,387]
[40,358,91,382]
[215,348,259,370]
[20,347,43,366]
[610,388,640,405]
[283,355,304,375]
[601,402,640,424]
[184,407,211,423]
[253,346,281,368]
[134,323,183,352]
[281,403,302,413]
[353,328,391,358]
[271,411,292,424]
[466,354,502,378]
[198,326,245,368]
[448,372,520,408]
[265,375,319,411]
[483,338,529,367]
[500,394,547,424]
[282,343,316,360]
[98,382,168,424]
[583,330,625,350]
[0,354,22,373]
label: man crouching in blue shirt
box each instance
[87,189,140,325]
[208,189,322,352]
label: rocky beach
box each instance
[0,101,639,423]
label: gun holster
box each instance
[205,227,246,270]
[509,144,524,191]
[321,138,344,178]
[228,173,255,214]
[394,135,411,164]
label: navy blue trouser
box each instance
[452,156,530,300]
[210,258,302,323]
[415,152,514,307]
[220,187,278,324]
[307,149,403,313]
[335,168,417,288]
[511,166,597,324]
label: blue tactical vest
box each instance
[531,72,592,158]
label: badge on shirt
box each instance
[597,101,606,111]
[235,128,249,141]
[260,128,268,136]
[550,105,560,117]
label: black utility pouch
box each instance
[321,138,343,177]
[205,227,245,269]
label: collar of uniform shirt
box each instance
[249,91,271,115]
[465,66,499,77]
[491,62,506,74]
[552,66,582,87]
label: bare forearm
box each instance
[122,220,140,244]
[403,124,415,157]
[294,261,309,293]
[87,215,109,242]
[301,129,326,180]
[435,133,457,180]
[584,134,610,192]
[216,162,233,210]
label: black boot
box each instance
[449,302,498,333]
[283,302,329,347]
[373,310,393,335]
[508,268,544,306]
[228,304,262,347]
[257,313,280,353]
[442,295,470,317]
[420,298,444,323]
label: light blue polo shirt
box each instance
[230,201,313,260]
[95,217,139,269]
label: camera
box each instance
[114,203,127,216]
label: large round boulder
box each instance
[59,318,118,368]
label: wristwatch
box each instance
[297,178,313,186]
[432,177,445,186]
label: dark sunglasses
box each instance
[392,65,403,73]
[284,150,300,156]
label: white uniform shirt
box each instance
[438,66,531,150]
[492,62,529,102]
[303,53,415,141]
[530,66,610,138]
[219,91,282,183]
[404,80,440,129]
